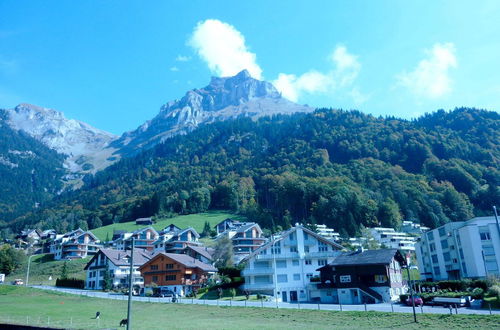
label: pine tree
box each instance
[60,261,68,279]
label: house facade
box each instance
[51,229,101,260]
[139,252,217,297]
[240,225,343,302]
[84,248,153,290]
[153,227,202,254]
[369,227,417,252]
[216,222,267,262]
[416,216,500,280]
[115,227,159,251]
[316,249,407,304]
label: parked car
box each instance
[12,279,24,285]
[153,287,175,298]
[406,296,423,307]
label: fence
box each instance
[36,286,499,316]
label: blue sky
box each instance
[0,1,499,135]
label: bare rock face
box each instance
[114,70,313,153]
[4,103,117,179]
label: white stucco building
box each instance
[84,248,153,290]
[369,227,417,252]
[416,216,500,280]
[240,225,343,302]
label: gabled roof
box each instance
[185,245,215,261]
[327,249,406,267]
[235,222,261,234]
[162,224,181,233]
[173,227,200,239]
[139,252,217,272]
[65,231,99,243]
[241,225,343,263]
[131,226,159,236]
[84,248,154,270]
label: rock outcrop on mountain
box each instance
[112,70,313,153]
[3,103,117,180]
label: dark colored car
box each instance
[406,296,424,307]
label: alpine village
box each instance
[0,3,499,329]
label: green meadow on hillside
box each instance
[0,286,499,329]
[91,211,246,241]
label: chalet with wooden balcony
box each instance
[139,252,217,297]
[315,249,408,304]
[51,228,101,260]
[114,226,159,251]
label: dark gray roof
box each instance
[235,222,260,233]
[85,248,153,269]
[143,252,217,272]
[185,245,215,260]
[330,249,404,266]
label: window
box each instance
[430,243,436,252]
[433,267,441,276]
[290,246,298,253]
[150,265,158,271]
[292,259,299,266]
[166,263,174,269]
[165,275,176,281]
[304,232,309,240]
[485,260,499,272]
[427,231,434,241]
[439,227,446,237]
[374,275,387,283]
[293,274,300,281]
[152,275,158,282]
[483,246,495,256]
[340,275,351,283]
[304,246,310,253]
[480,232,491,241]
[443,252,451,262]
[277,274,288,283]
[259,249,267,255]
[305,259,312,265]
[459,248,464,259]
[318,241,328,252]
[462,262,467,275]
[289,233,295,241]
[318,259,327,266]
[306,273,313,280]
[441,239,449,249]
[276,260,287,268]
[431,255,438,263]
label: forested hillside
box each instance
[6,108,499,237]
[0,110,66,230]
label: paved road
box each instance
[33,285,499,316]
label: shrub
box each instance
[471,287,484,300]
[197,287,208,295]
[471,280,488,291]
[55,277,84,289]
[488,285,500,301]
[229,288,236,298]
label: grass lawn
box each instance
[0,286,499,329]
[91,211,246,241]
[5,254,89,286]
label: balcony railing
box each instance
[255,252,299,260]
[241,268,275,276]
[241,283,275,290]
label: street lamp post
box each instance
[25,254,36,287]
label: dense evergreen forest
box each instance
[4,107,499,238]
[0,109,66,227]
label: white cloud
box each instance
[170,66,179,72]
[273,45,362,102]
[175,55,191,62]
[188,19,262,79]
[397,43,457,99]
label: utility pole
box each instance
[406,265,417,323]
[126,238,134,330]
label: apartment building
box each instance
[415,216,500,280]
[240,225,343,302]
[369,227,417,252]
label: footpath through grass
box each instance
[0,286,499,329]
[91,211,245,241]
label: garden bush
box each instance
[55,277,84,289]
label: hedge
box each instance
[56,278,85,289]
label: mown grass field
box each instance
[0,286,498,329]
[91,211,246,241]
[5,254,89,286]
